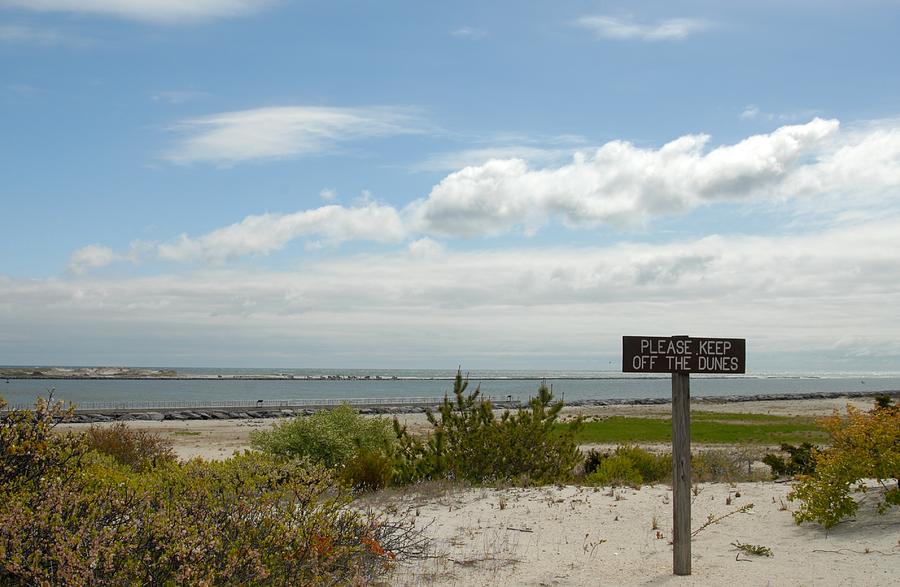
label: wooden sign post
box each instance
[622,335,746,576]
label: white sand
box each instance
[382,482,899,586]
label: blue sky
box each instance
[2,0,900,371]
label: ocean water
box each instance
[3,368,899,408]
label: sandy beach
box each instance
[57,396,900,585]
[378,481,900,586]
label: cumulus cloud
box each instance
[157,202,408,262]
[74,117,900,268]
[0,0,271,24]
[164,105,422,164]
[576,15,710,41]
[412,118,841,236]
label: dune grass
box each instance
[564,412,828,445]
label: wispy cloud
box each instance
[164,105,424,165]
[740,104,824,122]
[412,145,576,173]
[0,0,272,24]
[575,15,710,41]
[150,90,207,104]
[0,23,89,46]
[157,202,407,262]
[450,26,486,39]
[68,242,150,274]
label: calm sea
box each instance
[3,368,900,407]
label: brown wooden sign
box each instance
[622,336,746,374]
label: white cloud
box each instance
[412,118,842,236]
[10,218,900,368]
[450,26,486,39]
[576,15,710,41]
[412,146,576,173]
[740,105,761,120]
[739,104,824,123]
[150,90,206,104]
[68,245,120,274]
[76,117,900,267]
[157,202,407,262]
[319,188,338,201]
[0,23,87,46]
[164,105,422,164]
[407,237,445,258]
[0,0,271,24]
[68,242,152,274]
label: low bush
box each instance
[1,396,421,585]
[1,394,86,494]
[583,448,605,475]
[692,449,744,483]
[250,404,396,469]
[790,402,900,528]
[85,422,175,471]
[392,370,582,485]
[341,446,395,493]
[583,446,670,487]
[585,455,643,487]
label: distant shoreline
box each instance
[15,389,898,423]
[0,366,883,382]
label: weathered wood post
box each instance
[622,334,746,577]
[671,366,691,575]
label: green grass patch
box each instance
[566,412,828,445]
[170,431,202,437]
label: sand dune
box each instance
[380,481,899,586]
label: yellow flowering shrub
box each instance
[789,402,900,528]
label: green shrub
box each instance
[0,397,421,585]
[1,394,86,494]
[341,447,394,493]
[614,445,670,483]
[392,370,582,485]
[790,403,900,528]
[583,448,605,475]
[85,422,175,471]
[762,442,817,479]
[585,455,643,487]
[582,446,669,487]
[250,404,396,468]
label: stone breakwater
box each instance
[49,390,899,424]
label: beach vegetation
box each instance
[250,403,396,469]
[1,396,422,585]
[731,541,773,557]
[567,412,828,446]
[84,421,176,471]
[583,446,670,487]
[391,370,582,485]
[790,401,900,528]
[762,442,817,479]
[692,449,747,483]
